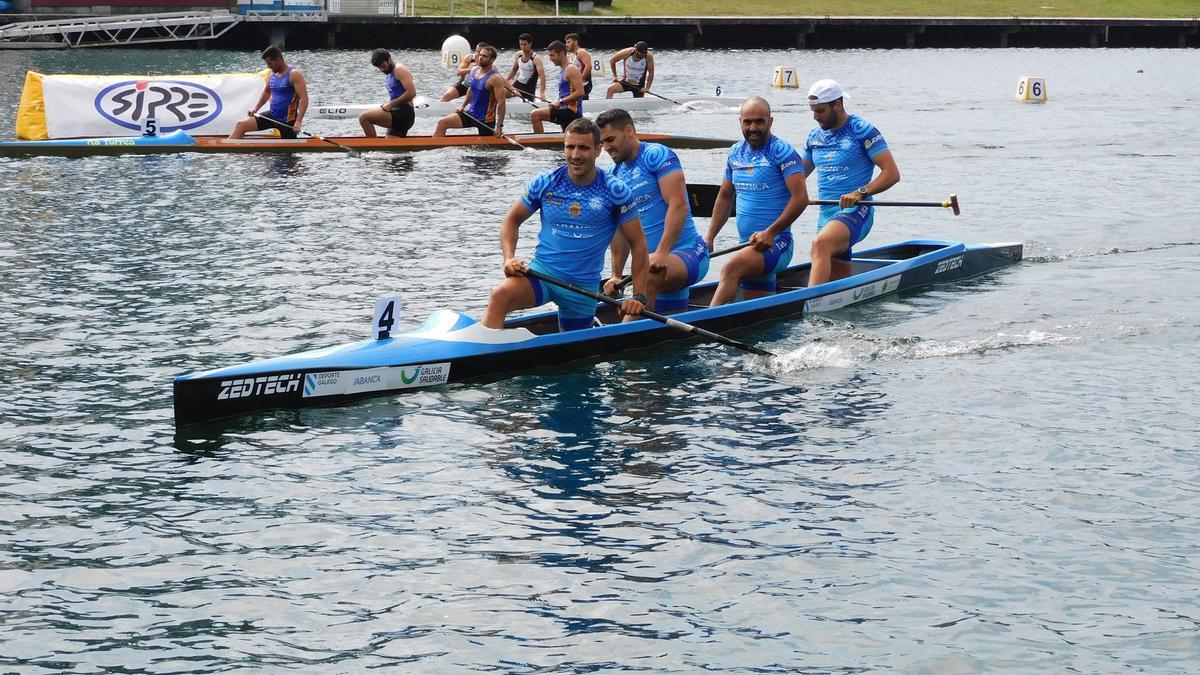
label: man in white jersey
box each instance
[439,41,486,102]
[605,42,654,99]
[505,33,546,103]
[564,33,594,100]
[801,79,900,285]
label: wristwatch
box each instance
[857,186,869,197]
[631,293,649,305]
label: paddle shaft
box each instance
[525,269,773,357]
[459,109,528,150]
[809,196,960,215]
[685,183,960,217]
[643,89,684,106]
[253,113,356,154]
[611,241,751,294]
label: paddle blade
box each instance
[950,194,961,216]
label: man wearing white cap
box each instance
[801,79,900,285]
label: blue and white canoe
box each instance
[173,240,1023,427]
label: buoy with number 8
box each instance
[1015,76,1048,103]
[441,34,472,71]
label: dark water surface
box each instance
[2,48,1199,672]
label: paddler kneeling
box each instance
[597,108,708,316]
[482,118,651,332]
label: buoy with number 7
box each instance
[771,66,800,89]
[1015,76,1048,103]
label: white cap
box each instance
[807,79,848,104]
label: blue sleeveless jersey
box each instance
[558,68,582,114]
[611,141,701,251]
[385,71,406,102]
[267,66,298,122]
[520,165,637,282]
[465,66,497,124]
[722,134,804,240]
[801,114,889,199]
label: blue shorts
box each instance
[527,259,600,332]
[656,238,711,312]
[739,232,794,293]
[818,204,874,261]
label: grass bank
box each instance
[411,0,1199,19]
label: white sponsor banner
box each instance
[302,363,452,399]
[804,274,903,313]
[40,73,265,139]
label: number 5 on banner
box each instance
[372,296,403,340]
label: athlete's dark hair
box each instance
[261,46,283,61]
[595,108,635,132]
[547,40,566,54]
[478,45,497,59]
[565,117,600,145]
[519,33,533,42]
[565,33,581,43]
[370,48,391,67]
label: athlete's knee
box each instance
[811,236,841,258]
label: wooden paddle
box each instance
[608,241,752,295]
[252,113,358,155]
[524,268,774,357]
[685,183,961,217]
[459,110,530,151]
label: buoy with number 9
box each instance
[441,35,472,71]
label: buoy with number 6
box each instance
[771,66,800,89]
[1015,76,1047,103]
[441,35,471,71]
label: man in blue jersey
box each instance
[482,118,652,332]
[434,44,508,137]
[530,41,585,134]
[705,96,809,306]
[801,79,900,285]
[596,108,708,314]
[358,49,416,138]
[229,46,309,139]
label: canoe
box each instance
[0,130,735,157]
[312,94,745,120]
[173,239,1024,427]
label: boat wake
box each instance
[1025,240,1200,264]
[677,101,737,113]
[759,327,1078,374]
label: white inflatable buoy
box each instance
[441,35,472,71]
[1014,76,1047,103]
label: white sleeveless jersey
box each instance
[623,55,647,83]
[516,53,537,84]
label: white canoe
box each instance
[312,94,744,120]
